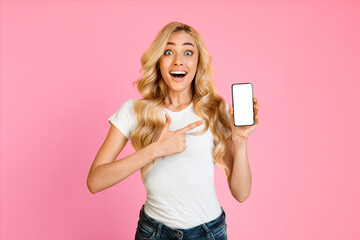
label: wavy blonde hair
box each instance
[130,22,232,184]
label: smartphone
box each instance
[231,83,254,126]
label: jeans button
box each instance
[175,231,182,238]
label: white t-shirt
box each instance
[108,99,231,229]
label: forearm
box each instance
[230,138,252,202]
[87,142,160,194]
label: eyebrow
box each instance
[166,42,195,47]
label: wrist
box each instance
[232,136,248,144]
[146,141,163,160]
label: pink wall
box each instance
[1,0,359,239]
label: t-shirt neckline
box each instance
[164,102,193,114]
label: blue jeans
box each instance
[135,204,228,240]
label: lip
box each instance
[170,73,186,82]
[169,69,187,73]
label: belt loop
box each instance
[201,223,210,233]
[201,223,215,240]
[156,223,163,238]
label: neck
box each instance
[164,89,193,107]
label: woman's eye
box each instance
[164,50,193,56]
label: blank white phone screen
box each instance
[232,83,254,126]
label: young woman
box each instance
[87,22,259,240]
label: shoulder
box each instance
[117,99,138,123]
[124,98,137,106]
[120,99,138,110]
[110,99,138,118]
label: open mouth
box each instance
[169,71,187,80]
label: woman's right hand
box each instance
[154,114,205,159]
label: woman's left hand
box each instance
[228,97,259,140]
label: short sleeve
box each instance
[108,99,137,139]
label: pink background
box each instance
[1,0,359,239]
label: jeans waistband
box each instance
[138,204,226,238]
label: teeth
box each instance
[170,71,186,74]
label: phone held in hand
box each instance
[231,83,254,126]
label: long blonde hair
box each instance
[130,22,232,184]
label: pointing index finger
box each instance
[177,120,205,134]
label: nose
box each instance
[173,53,184,66]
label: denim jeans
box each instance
[135,204,228,240]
